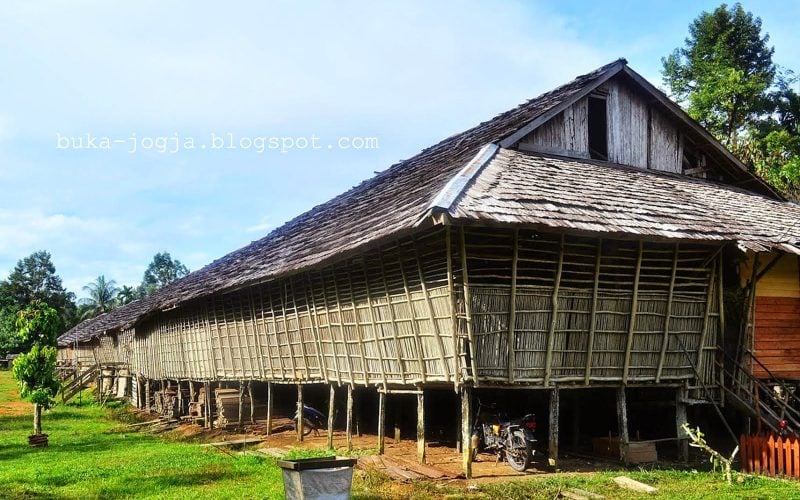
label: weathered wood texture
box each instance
[754,254,800,378]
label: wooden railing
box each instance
[59,363,99,403]
[740,434,800,478]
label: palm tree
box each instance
[116,285,137,306]
[80,275,118,319]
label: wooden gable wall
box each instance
[754,254,800,379]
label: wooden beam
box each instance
[461,386,473,479]
[345,267,371,384]
[616,386,629,464]
[266,381,273,436]
[676,387,688,462]
[377,251,407,383]
[252,287,275,380]
[327,384,335,450]
[695,256,718,378]
[622,241,644,384]
[238,380,244,429]
[346,384,353,452]
[361,264,388,386]
[378,390,386,454]
[544,234,566,387]
[303,274,330,382]
[459,227,479,386]
[549,387,560,467]
[262,287,286,379]
[584,238,603,385]
[413,236,450,383]
[507,229,519,383]
[287,278,310,380]
[656,244,680,383]
[446,226,460,390]
[296,383,304,442]
[417,391,426,464]
[398,254,428,384]
[248,381,254,424]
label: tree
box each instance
[79,275,118,319]
[0,251,76,356]
[139,252,189,296]
[116,285,138,306]
[663,3,800,198]
[11,301,61,439]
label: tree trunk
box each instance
[33,403,42,435]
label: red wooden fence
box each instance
[740,434,800,478]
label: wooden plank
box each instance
[544,234,566,387]
[622,241,644,384]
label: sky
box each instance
[0,0,798,299]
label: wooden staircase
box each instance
[717,349,800,433]
[59,363,99,403]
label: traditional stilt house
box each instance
[59,59,800,475]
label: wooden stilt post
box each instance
[266,382,273,436]
[248,381,254,424]
[461,386,472,479]
[327,384,335,450]
[238,380,244,430]
[297,384,304,442]
[394,397,401,442]
[208,382,214,430]
[549,387,560,467]
[616,386,629,464]
[346,384,354,452]
[189,381,196,405]
[177,380,183,416]
[417,391,426,464]
[145,378,151,412]
[378,390,386,454]
[676,387,688,462]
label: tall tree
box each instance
[11,301,61,440]
[662,3,775,148]
[116,285,137,306]
[139,252,189,296]
[79,275,118,319]
[0,251,76,356]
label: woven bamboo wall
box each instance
[456,228,721,386]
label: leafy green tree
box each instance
[11,301,61,437]
[116,285,137,306]
[662,3,775,148]
[139,252,189,296]
[79,275,118,319]
[0,251,76,356]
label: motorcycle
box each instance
[471,399,536,471]
[292,404,327,436]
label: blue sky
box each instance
[0,1,798,298]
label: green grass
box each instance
[2,368,800,499]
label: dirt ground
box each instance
[0,383,30,417]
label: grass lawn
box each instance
[2,369,800,499]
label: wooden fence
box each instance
[740,434,800,478]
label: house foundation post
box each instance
[676,387,688,462]
[266,382,273,436]
[417,391,426,464]
[346,384,353,452]
[377,390,386,454]
[549,387,560,467]
[461,386,473,479]
[327,384,335,450]
[296,384,304,442]
[616,386,629,464]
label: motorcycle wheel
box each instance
[505,429,532,472]
[292,417,315,436]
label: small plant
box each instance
[681,422,739,484]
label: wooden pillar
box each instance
[189,380,196,405]
[238,381,244,429]
[177,380,183,416]
[549,387,560,467]
[296,384,304,442]
[676,388,688,462]
[346,384,354,452]
[616,386,629,464]
[377,390,386,454]
[208,382,215,430]
[394,397,401,442]
[145,378,151,412]
[248,382,255,424]
[266,382,273,436]
[461,386,472,479]
[417,391,426,464]
[327,384,335,450]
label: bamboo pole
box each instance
[695,255,718,379]
[378,390,386,454]
[346,384,353,452]
[360,265,388,386]
[718,254,726,406]
[656,244,680,383]
[305,273,333,383]
[507,229,519,383]
[297,384,304,442]
[544,234,566,387]
[250,287,273,380]
[266,381,273,436]
[459,227,479,386]
[320,270,356,385]
[264,286,287,379]
[584,238,603,385]
[201,301,219,379]
[398,254,428,384]
[446,226,460,390]
[413,236,450,383]
[378,251,407,383]
[417,391,426,464]
[287,278,310,380]
[344,267,370,384]
[622,241,644,384]
[461,386,472,479]
[327,384,335,450]
[278,282,299,379]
